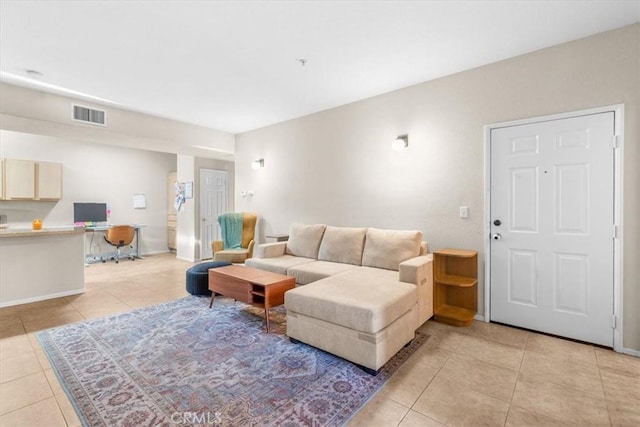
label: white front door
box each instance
[490,112,615,346]
[200,169,227,259]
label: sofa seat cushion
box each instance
[285,267,417,334]
[362,228,423,271]
[317,226,367,265]
[285,223,326,259]
[287,261,360,285]
[245,255,315,275]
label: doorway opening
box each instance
[199,169,228,260]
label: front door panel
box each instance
[490,112,614,346]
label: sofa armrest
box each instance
[399,254,434,326]
[254,241,287,258]
[399,254,432,285]
[247,240,256,258]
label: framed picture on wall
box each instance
[184,181,193,199]
[133,194,146,209]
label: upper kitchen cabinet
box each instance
[2,159,63,201]
[36,161,63,200]
[4,159,35,200]
[0,159,4,199]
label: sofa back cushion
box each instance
[362,228,423,271]
[318,226,367,265]
[286,223,326,259]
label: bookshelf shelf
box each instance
[434,249,478,327]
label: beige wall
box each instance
[235,24,639,351]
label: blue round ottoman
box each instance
[186,261,231,296]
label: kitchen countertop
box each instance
[0,227,85,238]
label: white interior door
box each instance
[200,169,227,259]
[490,112,615,346]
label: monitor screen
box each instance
[73,202,107,224]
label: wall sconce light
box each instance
[392,135,409,150]
[251,159,264,170]
[240,190,255,197]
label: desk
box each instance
[84,225,145,264]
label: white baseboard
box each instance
[620,347,640,357]
[141,249,172,256]
[0,289,86,308]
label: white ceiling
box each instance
[1,1,638,134]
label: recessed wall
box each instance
[0,130,176,255]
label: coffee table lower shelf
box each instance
[208,265,295,332]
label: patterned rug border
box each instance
[37,296,428,427]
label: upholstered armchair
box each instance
[212,212,257,263]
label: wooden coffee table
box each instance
[208,265,295,332]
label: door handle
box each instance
[492,233,502,240]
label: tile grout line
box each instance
[502,331,531,426]
[594,348,615,426]
[0,381,55,418]
[406,338,454,426]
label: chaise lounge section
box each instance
[246,223,433,373]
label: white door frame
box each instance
[483,104,624,352]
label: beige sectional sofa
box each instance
[245,223,433,373]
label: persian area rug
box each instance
[37,296,427,427]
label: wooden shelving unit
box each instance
[434,249,478,327]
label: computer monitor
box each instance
[73,202,107,224]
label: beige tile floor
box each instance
[0,253,638,426]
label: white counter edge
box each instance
[0,227,85,238]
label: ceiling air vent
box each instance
[71,104,106,126]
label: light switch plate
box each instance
[459,206,469,218]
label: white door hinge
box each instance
[612,135,619,149]
[613,225,618,239]
[612,315,617,329]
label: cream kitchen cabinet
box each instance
[2,159,63,201]
[36,161,63,200]
[0,159,4,199]
[167,172,177,250]
[4,159,35,200]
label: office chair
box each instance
[103,225,136,263]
